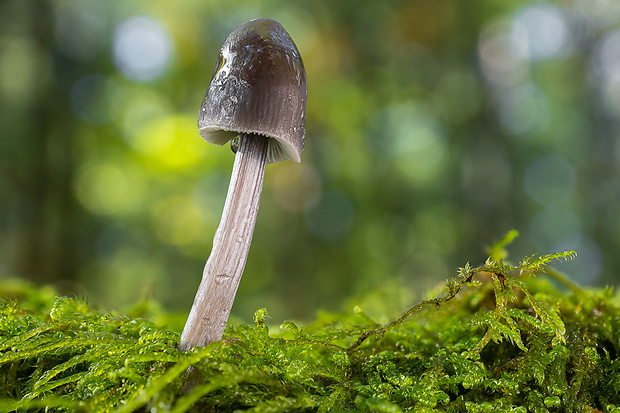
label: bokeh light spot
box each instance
[524,156,576,206]
[510,4,572,62]
[115,88,171,138]
[528,205,581,250]
[574,0,620,29]
[601,71,620,116]
[479,20,529,87]
[592,30,620,116]
[131,115,207,171]
[75,164,142,215]
[369,104,447,184]
[592,29,620,82]
[553,235,603,285]
[113,16,172,81]
[498,83,551,137]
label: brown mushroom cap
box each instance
[198,18,307,164]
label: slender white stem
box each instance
[179,133,269,351]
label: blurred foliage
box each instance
[1,236,619,411]
[2,0,620,323]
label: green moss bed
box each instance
[2,233,620,412]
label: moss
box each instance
[1,232,619,412]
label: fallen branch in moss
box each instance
[1,232,619,412]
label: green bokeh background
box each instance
[2,0,620,326]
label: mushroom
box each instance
[179,18,307,351]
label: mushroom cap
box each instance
[198,18,307,164]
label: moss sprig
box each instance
[1,231,619,412]
[347,231,575,353]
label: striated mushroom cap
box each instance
[198,18,307,164]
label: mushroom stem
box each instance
[180,133,269,351]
